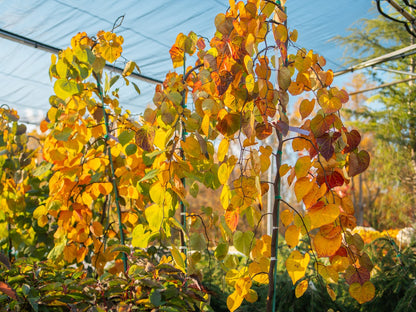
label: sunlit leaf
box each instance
[227,290,244,312]
[307,203,340,229]
[285,250,310,284]
[233,230,254,256]
[285,225,300,248]
[299,98,315,119]
[295,280,308,298]
[313,229,342,257]
[281,209,294,226]
[349,281,375,304]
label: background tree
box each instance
[334,1,416,229]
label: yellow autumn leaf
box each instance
[279,163,291,176]
[38,215,49,227]
[315,263,339,284]
[90,221,103,237]
[218,138,229,162]
[295,280,308,298]
[235,277,252,297]
[245,289,258,303]
[299,98,315,119]
[218,162,230,185]
[227,290,244,312]
[349,281,375,304]
[313,229,342,258]
[246,74,255,93]
[307,203,340,229]
[201,113,210,136]
[285,225,300,248]
[274,24,288,43]
[294,156,311,178]
[290,29,298,42]
[285,250,310,285]
[318,93,341,114]
[294,177,314,202]
[327,285,337,301]
[281,209,294,226]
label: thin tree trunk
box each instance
[266,131,283,312]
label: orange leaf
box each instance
[98,182,113,196]
[40,119,49,132]
[169,45,184,68]
[225,208,239,232]
[0,281,18,300]
[307,203,340,229]
[285,225,300,248]
[295,280,308,298]
[63,244,77,263]
[288,81,304,96]
[299,98,315,119]
[91,221,104,237]
[303,182,327,209]
[279,164,291,177]
[349,281,375,304]
[292,137,311,152]
[313,229,342,257]
[281,209,293,226]
[327,285,336,301]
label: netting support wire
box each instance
[0,28,163,85]
[96,76,128,272]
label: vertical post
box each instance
[96,75,128,272]
[267,136,275,236]
[266,2,286,311]
[266,132,283,312]
[179,57,187,263]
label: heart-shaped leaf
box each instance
[349,281,375,304]
[348,150,370,177]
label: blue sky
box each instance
[0,0,376,125]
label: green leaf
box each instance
[109,75,120,89]
[143,150,165,166]
[47,242,66,260]
[118,130,135,146]
[32,162,53,177]
[28,297,39,312]
[54,127,73,142]
[167,91,182,105]
[190,233,207,251]
[54,79,81,100]
[233,230,254,256]
[150,290,162,307]
[110,245,131,255]
[215,243,229,261]
[125,143,137,156]
[132,81,141,95]
[22,284,31,296]
[189,181,199,198]
[139,168,159,182]
[171,245,185,271]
